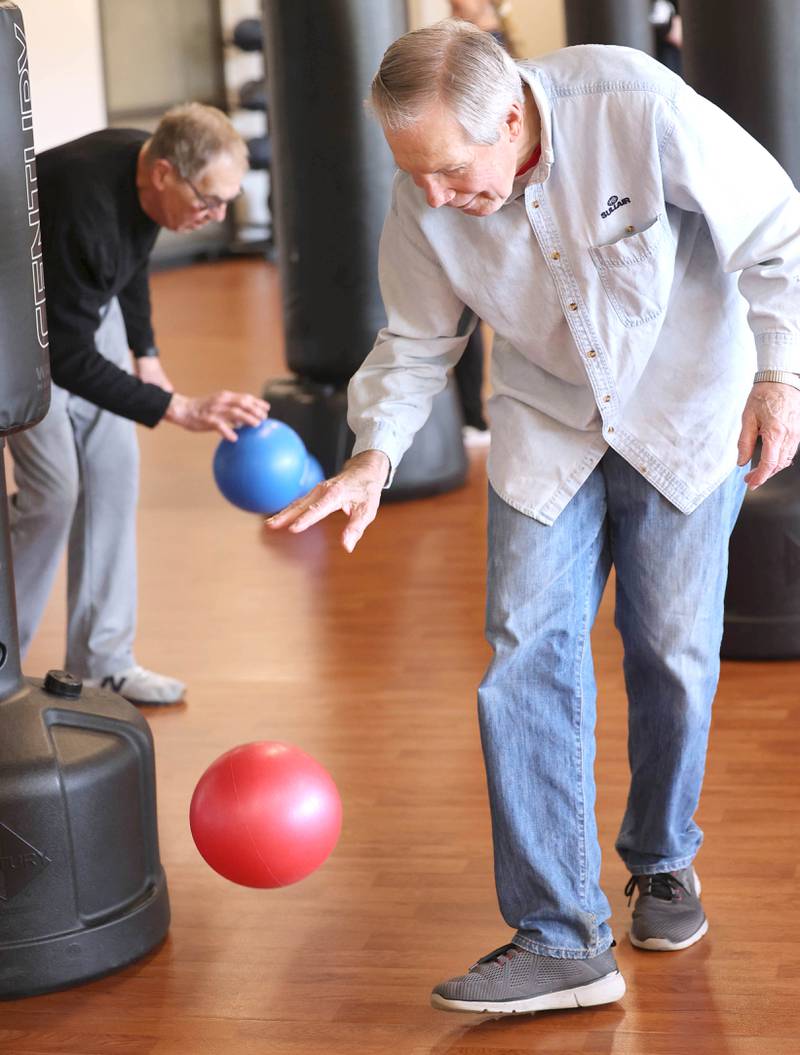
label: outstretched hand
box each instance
[164,390,270,442]
[737,381,800,488]
[266,449,390,552]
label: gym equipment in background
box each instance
[261,0,468,498]
[564,0,655,53]
[0,4,170,998]
[722,459,800,659]
[232,16,263,52]
[682,0,800,658]
[224,8,272,253]
[239,76,267,112]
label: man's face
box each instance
[384,102,522,218]
[154,152,246,232]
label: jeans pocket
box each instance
[589,214,673,328]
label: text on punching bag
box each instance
[14,21,47,353]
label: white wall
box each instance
[17,0,106,151]
[513,1,566,56]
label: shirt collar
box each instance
[508,62,554,199]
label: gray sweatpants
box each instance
[8,298,139,679]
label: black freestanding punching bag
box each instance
[261,0,467,499]
[682,0,800,188]
[681,0,800,658]
[0,3,169,997]
[564,0,654,53]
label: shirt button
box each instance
[640,466,648,474]
[569,302,578,311]
[551,251,561,260]
[625,224,635,233]
[587,350,597,359]
[602,394,611,403]
[532,200,540,208]
[607,426,615,434]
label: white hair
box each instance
[370,19,524,146]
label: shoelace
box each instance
[471,944,522,971]
[625,872,688,906]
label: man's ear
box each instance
[149,158,174,191]
[505,100,525,142]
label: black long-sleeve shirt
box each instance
[37,128,172,427]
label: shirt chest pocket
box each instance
[588,214,673,328]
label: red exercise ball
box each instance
[189,741,342,888]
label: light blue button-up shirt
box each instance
[348,45,800,523]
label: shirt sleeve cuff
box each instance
[133,345,160,359]
[755,333,800,372]
[351,428,402,488]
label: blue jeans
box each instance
[479,449,746,958]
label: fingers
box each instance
[737,412,758,467]
[744,425,791,488]
[211,416,239,443]
[265,486,326,531]
[741,382,800,488]
[216,393,269,420]
[341,502,378,553]
[225,392,270,417]
[266,472,381,550]
[197,392,270,437]
[287,482,350,534]
[265,479,350,533]
[225,404,264,429]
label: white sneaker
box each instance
[84,665,186,706]
[462,425,491,447]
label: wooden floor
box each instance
[7,258,799,1054]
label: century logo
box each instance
[0,822,51,903]
[14,20,49,353]
[601,194,632,219]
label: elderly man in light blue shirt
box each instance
[270,19,800,1016]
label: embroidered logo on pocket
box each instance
[601,195,631,219]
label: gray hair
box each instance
[370,19,523,146]
[146,102,248,180]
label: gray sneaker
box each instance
[431,943,626,1015]
[624,867,708,951]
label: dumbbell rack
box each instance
[220,1,273,256]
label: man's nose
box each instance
[199,201,228,225]
[419,177,454,209]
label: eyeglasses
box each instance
[180,171,242,213]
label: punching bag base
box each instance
[262,374,469,501]
[721,616,800,661]
[262,376,351,480]
[385,380,468,503]
[0,871,170,999]
[0,679,170,1000]
[721,463,800,661]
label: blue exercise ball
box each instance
[299,454,325,492]
[213,420,308,514]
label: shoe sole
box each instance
[629,917,708,951]
[123,696,186,707]
[430,969,626,1015]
